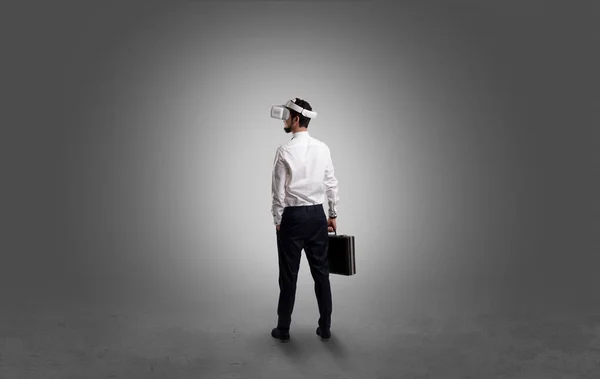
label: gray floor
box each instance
[2,297,600,379]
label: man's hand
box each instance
[327,217,337,233]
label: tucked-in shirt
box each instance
[271,131,339,225]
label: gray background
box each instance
[2,0,599,377]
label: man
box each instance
[270,98,339,342]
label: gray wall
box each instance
[2,0,599,319]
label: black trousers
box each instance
[276,204,332,331]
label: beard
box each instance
[283,126,292,133]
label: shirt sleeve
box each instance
[271,146,287,225]
[324,148,339,218]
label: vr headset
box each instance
[270,99,317,120]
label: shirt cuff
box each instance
[328,202,337,218]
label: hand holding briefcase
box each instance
[327,229,356,276]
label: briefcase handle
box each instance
[328,228,337,235]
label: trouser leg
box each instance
[304,212,332,330]
[276,216,304,330]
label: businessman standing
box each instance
[270,98,339,342]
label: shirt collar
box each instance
[292,131,309,139]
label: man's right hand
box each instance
[327,217,337,233]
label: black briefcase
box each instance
[327,230,356,276]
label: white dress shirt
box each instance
[271,131,339,225]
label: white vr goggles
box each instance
[270,100,317,120]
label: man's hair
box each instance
[287,98,312,128]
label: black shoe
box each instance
[271,327,290,342]
[316,326,331,340]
